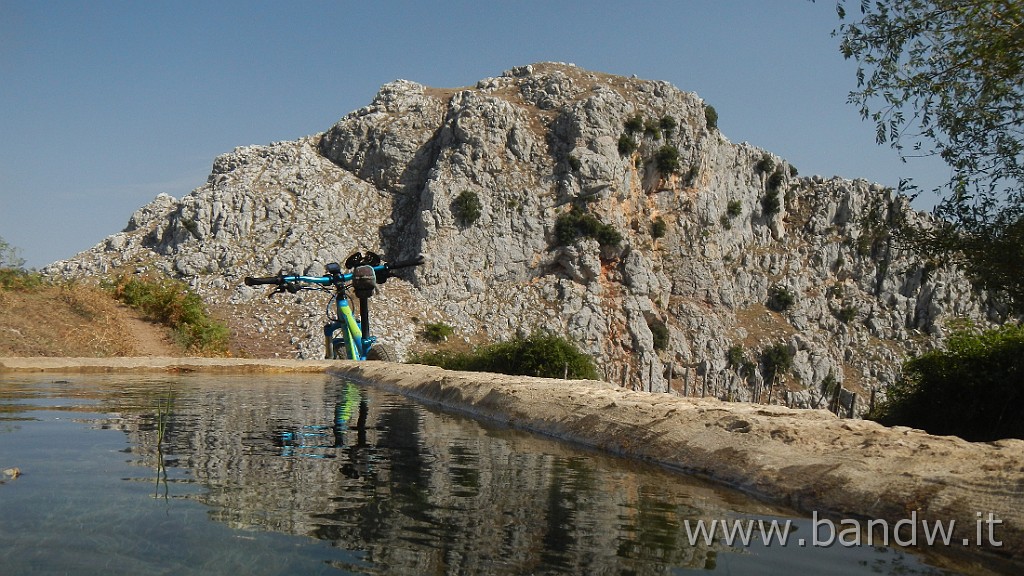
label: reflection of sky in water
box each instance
[0,374,963,575]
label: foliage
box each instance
[756,154,775,174]
[410,331,600,380]
[650,217,667,239]
[726,200,742,218]
[452,190,483,226]
[647,317,669,351]
[105,274,229,354]
[0,236,48,291]
[655,145,681,174]
[820,372,842,413]
[659,115,677,137]
[643,119,662,140]
[567,155,582,171]
[624,114,644,133]
[0,235,26,269]
[833,0,1024,306]
[421,321,455,343]
[704,104,718,131]
[868,323,1024,441]
[617,134,638,156]
[836,304,858,324]
[766,169,785,192]
[727,344,757,377]
[554,206,622,248]
[0,268,49,291]
[761,342,794,383]
[767,284,796,312]
[903,216,1024,306]
[761,189,781,216]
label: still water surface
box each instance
[0,374,960,575]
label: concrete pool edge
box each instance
[328,361,1024,569]
[2,356,1022,568]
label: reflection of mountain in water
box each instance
[116,374,780,574]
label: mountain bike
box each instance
[244,251,424,361]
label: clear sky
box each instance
[1,1,947,269]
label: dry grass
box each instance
[0,279,177,357]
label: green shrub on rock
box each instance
[655,145,681,174]
[410,332,600,380]
[453,190,483,226]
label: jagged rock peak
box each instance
[46,63,1004,414]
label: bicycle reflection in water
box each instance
[273,382,368,469]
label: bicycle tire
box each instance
[365,343,397,362]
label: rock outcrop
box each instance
[47,63,1005,414]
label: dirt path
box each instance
[116,305,178,356]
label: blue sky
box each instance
[1,1,947,268]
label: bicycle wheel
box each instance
[365,343,397,362]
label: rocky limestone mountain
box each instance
[48,62,1006,414]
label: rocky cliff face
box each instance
[48,62,1002,414]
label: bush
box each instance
[554,206,621,248]
[452,190,483,226]
[421,322,455,343]
[643,119,662,140]
[624,114,644,133]
[618,134,638,156]
[0,268,49,291]
[836,305,858,324]
[762,189,781,216]
[659,115,677,137]
[761,342,794,382]
[655,145,681,173]
[647,318,669,351]
[650,217,667,239]
[767,285,796,312]
[567,155,582,171]
[704,104,718,131]
[105,274,229,354]
[410,331,599,380]
[726,200,742,218]
[756,154,775,174]
[868,324,1024,441]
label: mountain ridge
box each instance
[46,62,1003,414]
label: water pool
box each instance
[0,373,963,574]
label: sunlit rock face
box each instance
[47,62,1003,412]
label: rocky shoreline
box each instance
[2,356,1021,570]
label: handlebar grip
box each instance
[244,275,283,286]
[386,255,425,270]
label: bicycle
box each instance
[244,251,424,361]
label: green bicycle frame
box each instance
[325,296,365,360]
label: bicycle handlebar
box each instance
[243,255,424,288]
[244,274,285,286]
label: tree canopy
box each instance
[868,323,1024,441]
[833,0,1024,305]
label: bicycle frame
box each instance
[324,288,371,360]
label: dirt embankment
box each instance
[2,356,1021,570]
[0,283,178,357]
